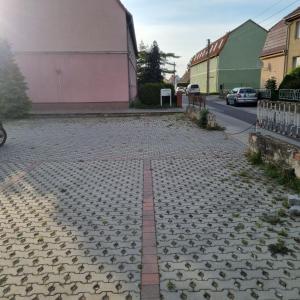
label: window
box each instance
[296,21,300,39]
[293,56,300,69]
[268,63,272,71]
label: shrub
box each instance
[265,77,278,100]
[246,151,263,165]
[279,67,300,89]
[138,82,174,107]
[198,108,209,128]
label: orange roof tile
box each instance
[190,34,229,66]
[261,19,288,57]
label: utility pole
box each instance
[173,62,176,88]
[165,61,176,87]
[206,39,211,95]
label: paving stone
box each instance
[151,145,300,300]
[1,115,300,300]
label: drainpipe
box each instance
[284,22,290,76]
[126,22,131,104]
[206,39,211,95]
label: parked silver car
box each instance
[226,87,258,106]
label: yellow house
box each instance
[260,7,300,87]
[260,20,288,87]
[285,7,300,73]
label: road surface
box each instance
[207,96,257,125]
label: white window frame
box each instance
[296,21,300,39]
[293,56,300,69]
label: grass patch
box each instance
[255,221,262,228]
[234,223,245,232]
[197,108,224,130]
[282,198,290,209]
[167,281,176,291]
[268,239,292,256]
[260,213,282,225]
[246,151,300,193]
[232,212,240,218]
[198,109,209,129]
[238,170,250,178]
[206,124,225,131]
[277,208,287,218]
[278,229,288,237]
[264,165,300,192]
[246,151,263,165]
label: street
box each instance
[206,96,257,125]
[182,95,258,145]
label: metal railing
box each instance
[188,94,206,109]
[257,100,300,137]
[279,89,300,101]
[257,89,271,99]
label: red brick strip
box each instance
[141,160,160,300]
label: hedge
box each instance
[279,67,300,89]
[138,83,175,106]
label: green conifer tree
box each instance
[0,39,31,118]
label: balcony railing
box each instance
[257,89,271,99]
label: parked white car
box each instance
[176,86,186,95]
[186,84,200,95]
[226,87,258,106]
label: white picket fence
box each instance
[257,100,300,137]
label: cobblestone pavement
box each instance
[0,116,300,300]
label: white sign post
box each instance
[160,89,172,107]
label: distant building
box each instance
[178,70,190,86]
[165,75,180,87]
[189,20,267,93]
[260,20,288,87]
[0,0,138,112]
[260,7,300,87]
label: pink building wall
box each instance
[127,28,138,101]
[0,0,128,52]
[16,53,129,103]
[0,0,137,110]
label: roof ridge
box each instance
[115,0,138,55]
[284,6,300,21]
[192,32,230,58]
[190,19,266,66]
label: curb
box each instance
[28,111,184,119]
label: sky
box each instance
[122,0,300,77]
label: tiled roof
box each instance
[178,70,190,84]
[261,19,288,57]
[190,34,229,66]
[285,6,300,21]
